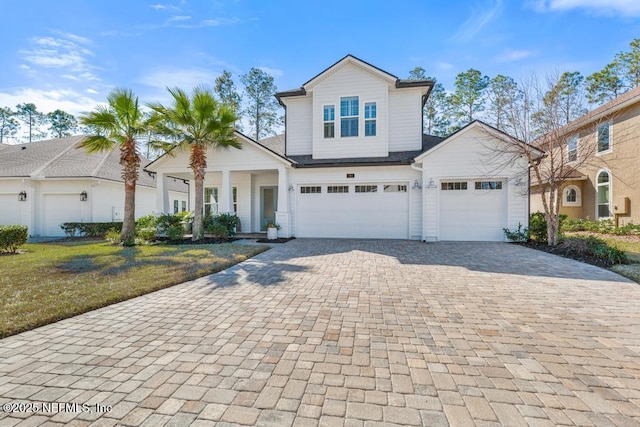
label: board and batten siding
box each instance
[388,90,423,152]
[288,165,422,239]
[284,97,313,156]
[311,64,388,159]
[420,125,529,241]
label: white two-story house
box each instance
[147,55,530,241]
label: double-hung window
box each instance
[323,105,335,138]
[340,96,359,137]
[364,102,376,136]
[204,187,218,217]
[597,123,610,153]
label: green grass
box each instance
[601,236,640,283]
[0,241,268,338]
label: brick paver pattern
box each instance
[1,239,639,426]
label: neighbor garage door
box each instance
[439,180,507,241]
[42,194,83,236]
[0,195,21,226]
[296,183,409,238]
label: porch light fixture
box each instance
[288,185,294,192]
[412,180,422,190]
[18,191,27,201]
[80,191,88,201]
[427,178,436,189]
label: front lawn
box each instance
[0,241,268,338]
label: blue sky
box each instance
[1,0,639,117]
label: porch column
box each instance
[275,167,291,237]
[155,172,170,214]
[219,169,233,214]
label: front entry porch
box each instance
[154,167,292,237]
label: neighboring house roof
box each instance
[275,54,434,103]
[258,134,285,157]
[288,134,445,168]
[530,165,588,187]
[553,86,640,138]
[0,136,187,192]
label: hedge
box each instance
[60,222,123,237]
[0,225,28,253]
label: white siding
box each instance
[289,166,422,239]
[420,125,529,241]
[285,97,312,156]
[0,180,31,230]
[388,90,423,151]
[312,64,388,159]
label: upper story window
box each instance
[567,136,578,162]
[323,105,335,138]
[340,96,359,137]
[364,102,376,136]
[597,122,611,153]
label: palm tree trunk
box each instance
[120,139,140,245]
[191,144,207,241]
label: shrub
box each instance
[157,213,182,235]
[503,223,529,242]
[206,223,229,239]
[60,222,123,237]
[136,214,158,229]
[215,213,238,237]
[105,228,121,244]
[167,225,185,240]
[174,211,193,223]
[529,212,567,243]
[0,225,28,253]
[585,236,628,265]
[136,227,157,242]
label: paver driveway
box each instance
[1,239,639,426]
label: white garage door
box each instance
[0,195,21,226]
[43,194,83,236]
[439,180,507,241]
[297,183,409,239]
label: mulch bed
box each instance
[521,240,612,268]
[156,237,232,245]
[256,237,296,244]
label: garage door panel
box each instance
[439,180,507,241]
[0,195,21,225]
[297,183,409,239]
[43,195,83,236]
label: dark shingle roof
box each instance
[0,136,187,192]
[288,134,445,168]
[258,134,285,156]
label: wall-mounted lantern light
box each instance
[80,191,88,201]
[412,180,422,190]
[427,178,437,188]
[18,191,27,201]
[288,185,294,192]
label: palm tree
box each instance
[79,88,147,245]
[149,86,239,240]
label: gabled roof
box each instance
[275,54,433,103]
[0,136,173,189]
[414,120,544,161]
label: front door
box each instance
[260,186,278,229]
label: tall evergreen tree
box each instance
[408,67,449,136]
[0,107,19,143]
[487,75,520,132]
[47,109,78,138]
[586,61,626,104]
[615,38,640,88]
[240,68,280,140]
[448,69,489,126]
[15,103,45,142]
[215,70,242,120]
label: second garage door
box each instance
[439,179,507,241]
[296,183,409,239]
[42,194,83,236]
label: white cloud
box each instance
[258,66,283,78]
[169,15,191,22]
[496,49,534,62]
[86,88,99,95]
[0,88,100,116]
[19,33,100,81]
[453,0,504,42]
[532,0,640,16]
[437,62,455,71]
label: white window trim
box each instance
[562,184,581,207]
[596,169,612,219]
[364,101,377,137]
[340,96,359,138]
[567,135,578,163]
[323,105,335,139]
[595,121,613,156]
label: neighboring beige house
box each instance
[531,86,640,225]
[0,136,189,237]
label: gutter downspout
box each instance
[410,161,425,242]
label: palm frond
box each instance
[79,135,115,153]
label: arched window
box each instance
[563,185,581,207]
[597,171,611,218]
